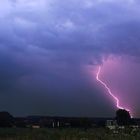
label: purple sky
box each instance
[0,0,140,117]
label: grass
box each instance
[0,128,139,140]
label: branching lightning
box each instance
[96,66,132,117]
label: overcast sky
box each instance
[0,0,140,117]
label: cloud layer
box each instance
[0,0,140,116]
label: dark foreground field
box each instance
[0,128,139,140]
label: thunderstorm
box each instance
[96,66,132,118]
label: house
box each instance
[32,125,40,129]
[106,120,118,130]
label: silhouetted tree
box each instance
[15,117,27,128]
[116,109,131,126]
[79,118,91,129]
[0,112,14,127]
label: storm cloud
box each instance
[0,0,140,117]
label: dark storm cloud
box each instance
[2,0,140,56]
[0,0,140,116]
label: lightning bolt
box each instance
[96,66,132,117]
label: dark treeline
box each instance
[0,110,139,128]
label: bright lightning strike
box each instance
[96,66,132,117]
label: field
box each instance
[0,128,139,140]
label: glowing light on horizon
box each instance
[96,66,132,117]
